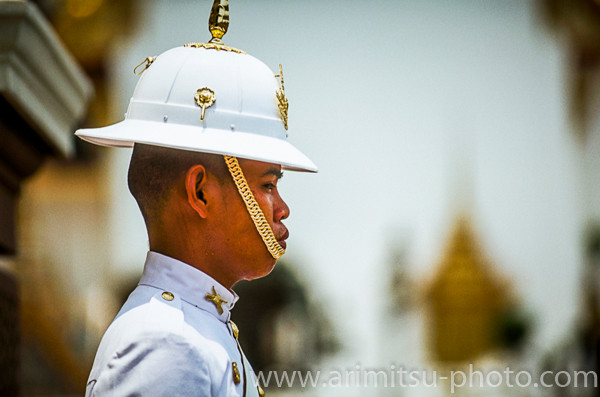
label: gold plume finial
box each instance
[185,0,243,53]
[209,0,229,44]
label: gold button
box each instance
[162,291,174,301]
[230,320,239,339]
[232,362,241,384]
[258,383,265,397]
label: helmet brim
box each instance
[76,120,318,173]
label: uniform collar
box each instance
[139,251,239,322]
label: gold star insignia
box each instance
[205,286,228,315]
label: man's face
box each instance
[210,158,290,283]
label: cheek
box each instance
[251,190,276,221]
[224,199,260,241]
[219,188,250,225]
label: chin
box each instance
[246,258,278,281]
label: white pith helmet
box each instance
[75,4,317,173]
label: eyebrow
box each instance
[262,168,283,179]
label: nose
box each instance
[274,193,290,222]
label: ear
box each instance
[185,164,208,218]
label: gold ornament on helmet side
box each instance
[133,56,156,75]
[275,64,289,130]
[194,87,216,122]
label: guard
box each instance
[77,1,317,395]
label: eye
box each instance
[263,182,277,191]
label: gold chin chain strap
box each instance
[224,155,285,260]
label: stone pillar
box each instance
[0,0,92,393]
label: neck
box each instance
[148,223,239,289]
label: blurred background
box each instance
[1,0,599,395]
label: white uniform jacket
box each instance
[86,252,261,396]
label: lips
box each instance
[276,228,289,250]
